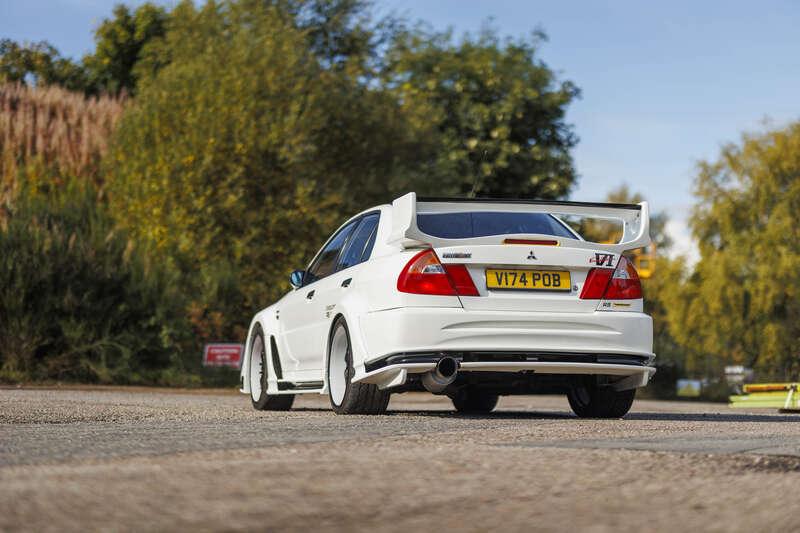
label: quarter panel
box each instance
[240,306,283,394]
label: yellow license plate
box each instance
[485,269,571,291]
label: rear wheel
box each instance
[249,326,294,411]
[327,317,390,415]
[450,388,499,414]
[568,378,635,418]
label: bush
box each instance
[0,179,195,384]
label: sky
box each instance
[2,0,800,261]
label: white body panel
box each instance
[390,192,651,253]
[240,195,655,398]
[357,308,653,365]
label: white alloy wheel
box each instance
[248,325,294,411]
[326,317,390,415]
[328,324,349,406]
[249,334,264,402]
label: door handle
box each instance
[306,290,315,300]
[341,278,352,288]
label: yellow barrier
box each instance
[729,383,800,412]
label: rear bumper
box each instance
[358,307,653,363]
[365,350,653,373]
[353,351,655,391]
[354,307,654,390]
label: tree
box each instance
[108,0,584,340]
[0,3,168,96]
[667,122,800,379]
[107,0,425,337]
[0,39,89,91]
[82,2,169,95]
[383,26,580,198]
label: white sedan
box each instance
[240,193,655,417]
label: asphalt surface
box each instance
[2,387,799,532]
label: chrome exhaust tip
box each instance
[421,356,459,393]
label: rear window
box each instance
[417,211,575,239]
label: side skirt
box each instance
[270,380,325,395]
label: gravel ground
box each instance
[1,387,799,532]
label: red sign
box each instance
[203,343,244,368]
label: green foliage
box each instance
[83,2,169,95]
[667,122,800,379]
[0,39,89,92]
[2,0,585,385]
[0,177,193,384]
[383,26,579,198]
[0,2,167,96]
[107,0,429,335]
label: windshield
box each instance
[416,211,576,239]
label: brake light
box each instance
[580,256,642,300]
[397,249,479,296]
[504,239,559,246]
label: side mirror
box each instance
[289,270,305,289]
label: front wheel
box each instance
[567,379,635,418]
[249,326,294,411]
[327,317,390,415]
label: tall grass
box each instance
[0,83,125,203]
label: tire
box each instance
[327,317,390,415]
[249,325,294,411]
[567,378,635,418]
[449,388,499,414]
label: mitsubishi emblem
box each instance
[527,250,537,260]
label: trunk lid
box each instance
[436,243,618,312]
[387,193,650,313]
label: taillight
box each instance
[580,256,642,300]
[397,249,479,296]
[604,256,642,299]
[443,264,480,296]
[580,268,613,299]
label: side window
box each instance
[338,214,379,271]
[305,220,359,285]
[360,220,378,262]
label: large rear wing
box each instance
[387,192,651,254]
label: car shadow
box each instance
[288,406,572,419]
[394,409,574,420]
[287,407,800,422]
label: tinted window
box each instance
[338,214,379,271]
[305,220,358,284]
[360,222,378,262]
[417,211,575,239]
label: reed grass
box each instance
[0,82,126,186]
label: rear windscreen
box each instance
[417,211,576,239]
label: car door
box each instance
[309,213,381,364]
[279,219,359,377]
